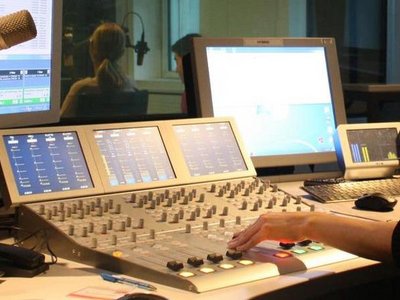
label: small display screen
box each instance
[93,127,175,186]
[173,122,247,176]
[3,132,93,195]
[347,128,399,163]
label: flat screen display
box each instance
[3,132,93,195]
[192,38,347,168]
[0,1,53,114]
[93,127,175,186]
[0,0,61,128]
[205,46,335,157]
[173,122,248,176]
[347,128,399,163]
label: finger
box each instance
[228,218,264,248]
[236,230,266,251]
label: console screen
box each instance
[93,127,175,186]
[3,132,93,195]
[173,122,247,176]
[347,128,399,163]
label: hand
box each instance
[227,212,312,251]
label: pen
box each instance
[100,272,157,291]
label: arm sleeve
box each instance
[391,220,400,267]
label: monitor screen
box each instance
[347,128,399,163]
[3,132,93,196]
[191,37,347,168]
[173,122,248,176]
[93,127,176,186]
[334,123,400,180]
[0,0,62,128]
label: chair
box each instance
[75,90,149,119]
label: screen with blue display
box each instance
[173,122,247,176]
[205,46,336,157]
[3,132,93,195]
[93,127,175,186]
[0,0,54,115]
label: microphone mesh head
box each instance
[0,10,37,49]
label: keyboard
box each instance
[302,177,400,202]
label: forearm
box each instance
[305,213,396,263]
[229,212,397,263]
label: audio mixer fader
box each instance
[0,118,357,293]
[17,177,356,292]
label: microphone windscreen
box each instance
[0,10,37,50]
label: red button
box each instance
[273,251,292,258]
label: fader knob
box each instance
[197,193,205,203]
[171,213,179,223]
[226,249,242,260]
[137,218,144,228]
[279,242,295,250]
[205,208,213,218]
[207,253,223,263]
[91,237,97,249]
[187,257,204,267]
[267,199,274,209]
[210,184,216,193]
[160,212,167,222]
[188,211,196,221]
[68,224,74,236]
[203,221,209,230]
[167,260,184,271]
[129,194,136,203]
[241,200,248,210]
[297,239,312,247]
[126,217,132,227]
[130,232,137,243]
[235,216,241,225]
[221,206,229,216]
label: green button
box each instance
[309,245,324,251]
[292,249,307,255]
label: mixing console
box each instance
[17,177,357,293]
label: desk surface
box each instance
[2,181,400,300]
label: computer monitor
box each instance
[191,37,347,169]
[0,0,62,128]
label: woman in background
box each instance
[61,22,136,118]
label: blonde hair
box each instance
[89,22,128,92]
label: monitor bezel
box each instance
[334,122,400,180]
[0,125,104,207]
[191,37,347,168]
[0,0,62,129]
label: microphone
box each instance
[0,10,37,50]
[134,32,150,66]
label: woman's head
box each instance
[89,22,128,92]
[89,22,126,64]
